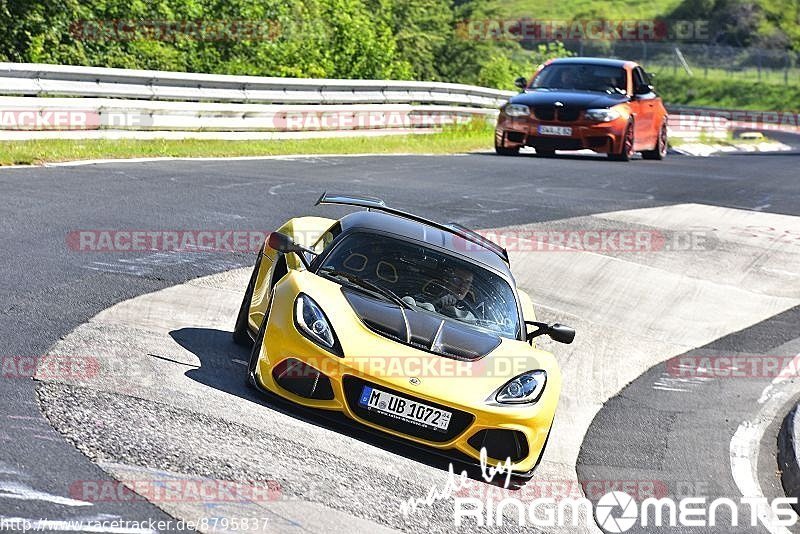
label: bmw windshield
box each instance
[532,63,627,94]
[317,232,521,339]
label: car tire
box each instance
[495,135,520,156]
[233,243,264,346]
[608,121,635,161]
[642,122,668,160]
[535,149,555,157]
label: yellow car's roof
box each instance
[338,210,513,277]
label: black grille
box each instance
[342,376,474,443]
[557,107,581,122]
[532,105,555,121]
[506,131,526,143]
[272,358,335,400]
[533,105,582,122]
[468,429,529,462]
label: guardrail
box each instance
[1,63,796,141]
[0,63,514,137]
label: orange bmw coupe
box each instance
[495,57,668,161]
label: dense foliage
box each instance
[0,0,794,112]
[0,0,567,89]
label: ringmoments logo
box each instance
[452,491,798,529]
[400,454,798,530]
[596,491,638,532]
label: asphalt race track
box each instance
[2,147,800,533]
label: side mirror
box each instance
[525,321,575,344]
[268,232,301,253]
[267,232,315,267]
[548,324,576,344]
[514,77,528,90]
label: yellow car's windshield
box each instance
[318,232,520,339]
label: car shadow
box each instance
[170,326,526,488]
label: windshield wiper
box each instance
[318,267,410,309]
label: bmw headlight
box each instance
[294,293,340,354]
[503,104,531,117]
[584,108,620,122]
[495,370,547,404]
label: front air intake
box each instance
[272,358,334,400]
[468,429,529,462]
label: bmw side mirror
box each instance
[514,77,528,91]
[525,321,575,344]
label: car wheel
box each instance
[535,149,555,157]
[495,135,520,156]
[246,305,269,388]
[232,243,264,346]
[608,121,635,161]
[642,122,668,160]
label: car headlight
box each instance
[294,293,339,353]
[584,108,620,122]
[495,370,547,404]
[503,104,531,117]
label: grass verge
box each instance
[0,121,495,166]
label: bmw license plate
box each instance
[538,125,572,136]
[359,386,452,432]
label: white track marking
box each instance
[730,354,800,534]
[269,182,295,195]
[0,481,92,507]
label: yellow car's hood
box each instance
[342,288,502,361]
[281,270,560,411]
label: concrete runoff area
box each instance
[33,202,800,533]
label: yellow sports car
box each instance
[233,193,574,476]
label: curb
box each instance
[777,403,800,513]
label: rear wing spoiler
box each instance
[315,192,509,264]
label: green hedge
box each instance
[657,75,800,111]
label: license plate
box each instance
[359,386,452,432]
[538,125,572,136]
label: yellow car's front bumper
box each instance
[251,272,561,475]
